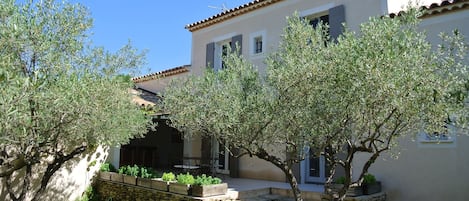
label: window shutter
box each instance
[329,5,345,41]
[231,34,243,55]
[206,42,215,68]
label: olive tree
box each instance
[0,1,150,200]
[163,9,467,201]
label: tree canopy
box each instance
[164,8,467,201]
[0,0,150,200]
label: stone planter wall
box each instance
[96,180,232,201]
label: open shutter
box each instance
[206,42,215,68]
[231,34,243,55]
[329,5,345,41]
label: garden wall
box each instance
[95,180,233,201]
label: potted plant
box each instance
[362,173,381,195]
[192,174,228,197]
[152,172,175,191]
[169,172,194,195]
[122,165,139,185]
[98,162,116,181]
[331,176,363,197]
[137,166,154,188]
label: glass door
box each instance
[212,138,230,174]
[305,149,326,183]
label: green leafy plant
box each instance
[118,166,127,174]
[335,176,346,184]
[76,185,99,201]
[363,173,377,184]
[140,167,152,178]
[125,165,140,177]
[176,172,195,185]
[100,162,116,172]
[162,172,176,182]
[194,174,222,185]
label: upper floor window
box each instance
[418,122,456,148]
[206,34,242,71]
[255,36,263,53]
[300,4,345,41]
[249,31,266,57]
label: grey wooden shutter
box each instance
[206,42,215,68]
[329,5,345,41]
[231,34,242,55]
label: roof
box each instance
[132,65,190,83]
[130,88,160,107]
[185,0,283,32]
[186,0,468,32]
[392,0,468,18]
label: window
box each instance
[300,4,345,40]
[254,36,263,54]
[308,14,329,30]
[418,123,456,148]
[206,34,242,71]
[249,31,266,56]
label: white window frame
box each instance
[214,39,231,71]
[249,30,266,57]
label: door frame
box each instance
[300,147,326,183]
[211,137,230,174]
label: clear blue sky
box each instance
[72,0,253,76]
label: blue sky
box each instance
[73,0,253,76]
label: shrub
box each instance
[140,167,153,178]
[162,172,176,182]
[118,165,126,174]
[176,172,195,185]
[194,174,222,185]
[125,165,140,177]
[335,176,346,184]
[99,162,116,172]
[363,173,376,184]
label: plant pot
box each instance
[151,178,171,191]
[99,172,111,181]
[169,183,192,195]
[363,181,381,195]
[110,172,123,183]
[123,175,137,185]
[192,183,228,197]
[331,184,363,197]
[137,178,152,188]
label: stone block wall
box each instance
[96,180,198,201]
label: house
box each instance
[120,0,469,201]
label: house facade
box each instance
[123,0,468,201]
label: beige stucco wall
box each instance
[352,8,469,201]
[189,0,385,182]
[190,0,384,76]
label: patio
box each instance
[222,177,325,201]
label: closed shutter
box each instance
[329,5,345,41]
[206,42,215,68]
[231,34,243,55]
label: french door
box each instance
[304,149,326,183]
[212,138,230,174]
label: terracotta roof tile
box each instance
[389,0,468,18]
[185,0,283,32]
[132,65,190,83]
